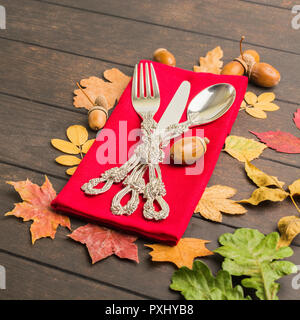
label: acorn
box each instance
[88,95,109,131]
[221,36,280,88]
[153,48,176,67]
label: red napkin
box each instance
[51,60,248,245]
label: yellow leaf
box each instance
[277,216,300,248]
[66,125,88,146]
[288,179,300,196]
[254,102,279,112]
[193,46,223,74]
[145,238,213,269]
[244,92,257,105]
[239,187,289,205]
[66,166,77,176]
[82,139,95,153]
[51,139,80,154]
[245,107,267,119]
[224,135,267,162]
[257,92,275,103]
[194,185,247,222]
[245,160,285,188]
[55,155,81,166]
[240,100,246,110]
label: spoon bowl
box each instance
[187,83,236,126]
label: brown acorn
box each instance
[249,62,281,88]
[153,48,176,67]
[88,95,109,131]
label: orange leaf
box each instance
[68,224,139,264]
[5,177,71,244]
[73,69,131,110]
[145,238,213,269]
[193,46,223,74]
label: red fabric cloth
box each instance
[51,60,248,245]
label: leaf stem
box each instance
[75,82,95,107]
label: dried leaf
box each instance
[288,179,300,196]
[194,185,246,222]
[69,224,139,264]
[240,100,247,110]
[257,92,275,103]
[145,238,213,269]
[244,92,257,105]
[5,177,71,244]
[251,130,300,153]
[245,107,267,119]
[278,216,300,248]
[245,160,285,188]
[55,155,81,166]
[224,135,267,162]
[255,102,279,111]
[66,125,88,146]
[294,109,300,130]
[239,187,289,205]
[81,139,95,153]
[74,69,131,110]
[193,46,223,74]
[66,166,77,176]
[51,139,80,155]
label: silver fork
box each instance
[111,62,169,219]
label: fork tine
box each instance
[139,63,144,98]
[145,63,151,98]
[150,63,159,98]
[132,64,138,100]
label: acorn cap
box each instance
[88,106,108,119]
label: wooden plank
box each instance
[244,0,294,9]
[0,252,142,299]
[35,0,299,54]
[1,1,300,105]
[0,163,300,299]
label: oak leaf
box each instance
[170,260,250,300]
[145,238,213,269]
[294,109,300,130]
[5,177,71,244]
[69,224,139,264]
[239,187,289,205]
[194,185,246,222]
[193,46,223,74]
[224,135,267,162]
[251,130,300,153]
[73,69,131,110]
[243,92,279,119]
[245,160,285,188]
[277,216,300,248]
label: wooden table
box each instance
[0,0,299,300]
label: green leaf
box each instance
[214,228,297,300]
[170,260,250,300]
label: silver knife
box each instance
[157,81,191,129]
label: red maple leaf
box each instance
[6,177,71,244]
[294,109,300,130]
[250,130,300,153]
[68,224,139,264]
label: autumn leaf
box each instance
[5,177,71,244]
[193,46,223,74]
[289,179,300,196]
[294,109,300,130]
[224,135,267,162]
[277,216,300,248]
[215,228,297,300]
[251,130,300,153]
[245,160,285,188]
[194,185,246,222]
[170,260,250,300]
[145,238,213,269]
[66,167,78,176]
[81,139,95,153]
[51,139,80,154]
[242,92,279,119]
[239,187,289,205]
[74,69,131,111]
[69,224,139,264]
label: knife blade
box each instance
[157,81,191,129]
